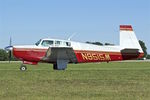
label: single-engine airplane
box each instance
[5,25,144,71]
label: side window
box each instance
[66,42,71,46]
[63,41,66,46]
[55,41,61,46]
[41,40,53,47]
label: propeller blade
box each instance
[5,37,13,63]
[9,37,12,63]
[9,37,12,46]
[4,37,13,63]
[9,51,11,63]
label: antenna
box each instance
[68,33,76,40]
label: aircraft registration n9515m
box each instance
[5,25,144,71]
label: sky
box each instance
[0,0,150,53]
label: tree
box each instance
[147,55,150,59]
[86,41,103,46]
[93,42,103,46]
[104,43,114,46]
[0,49,8,61]
[0,49,18,61]
[139,40,147,58]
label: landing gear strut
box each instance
[53,60,68,70]
[53,63,58,70]
[20,64,27,71]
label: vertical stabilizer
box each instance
[120,25,143,53]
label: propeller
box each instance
[5,37,13,63]
[9,37,12,63]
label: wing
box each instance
[42,47,78,63]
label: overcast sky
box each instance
[0,0,150,53]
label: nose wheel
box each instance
[20,64,27,71]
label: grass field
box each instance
[0,62,150,100]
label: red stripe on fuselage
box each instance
[74,50,122,63]
[74,50,144,63]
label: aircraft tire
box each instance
[20,65,27,71]
[53,63,58,70]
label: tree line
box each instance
[0,40,149,61]
[0,49,17,61]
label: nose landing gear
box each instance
[20,64,27,71]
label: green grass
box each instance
[0,62,150,100]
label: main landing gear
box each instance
[20,64,27,71]
[53,60,69,70]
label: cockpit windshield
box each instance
[35,39,41,46]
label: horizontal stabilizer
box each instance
[121,48,139,54]
[121,48,141,60]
